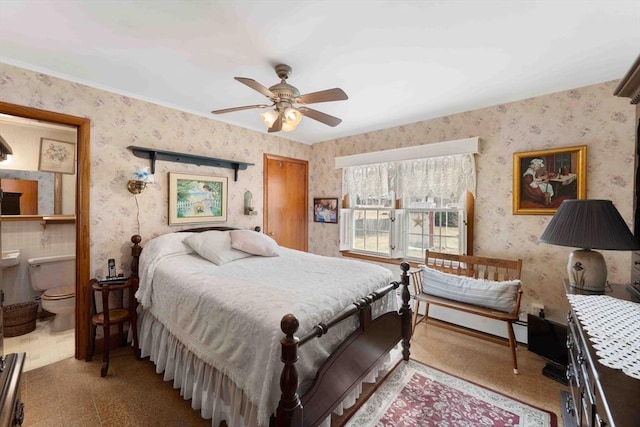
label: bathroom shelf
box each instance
[41,215,76,229]
[127,146,254,181]
[1,215,76,227]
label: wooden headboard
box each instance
[127,226,262,280]
[178,225,262,233]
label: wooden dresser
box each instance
[562,282,640,427]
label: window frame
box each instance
[340,192,475,263]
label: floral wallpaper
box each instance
[1,61,636,322]
[309,81,636,320]
[0,62,310,300]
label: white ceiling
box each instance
[1,1,639,145]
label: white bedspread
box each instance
[135,232,396,425]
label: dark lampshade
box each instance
[539,199,640,292]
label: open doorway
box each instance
[0,101,91,362]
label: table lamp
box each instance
[539,199,640,292]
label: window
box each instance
[341,206,467,259]
[352,208,392,254]
[406,208,465,258]
[337,138,477,261]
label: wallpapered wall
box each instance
[1,62,636,321]
[0,62,310,300]
[309,80,636,320]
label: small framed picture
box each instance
[513,145,587,215]
[168,173,228,225]
[38,138,76,174]
[313,198,338,223]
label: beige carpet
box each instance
[20,322,567,426]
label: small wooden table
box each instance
[86,278,139,377]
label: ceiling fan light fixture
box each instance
[281,107,302,132]
[260,109,279,128]
[213,64,346,132]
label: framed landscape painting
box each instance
[169,173,228,225]
[512,145,587,215]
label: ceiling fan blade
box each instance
[296,88,348,105]
[299,107,342,127]
[268,113,283,133]
[211,104,269,114]
[235,77,276,98]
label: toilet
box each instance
[28,254,76,332]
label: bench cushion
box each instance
[420,265,521,313]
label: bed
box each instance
[127,226,412,427]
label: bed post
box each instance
[130,234,142,360]
[276,314,302,427]
[399,261,412,361]
[130,234,142,280]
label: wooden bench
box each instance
[411,250,523,374]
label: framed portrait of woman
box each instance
[513,145,587,215]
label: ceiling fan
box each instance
[211,64,348,133]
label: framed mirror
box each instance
[0,114,77,217]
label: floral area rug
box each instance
[346,360,557,427]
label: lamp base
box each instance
[566,249,607,293]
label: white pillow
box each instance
[143,232,195,259]
[230,230,280,257]
[183,231,252,265]
[420,265,521,313]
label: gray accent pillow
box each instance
[420,265,521,313]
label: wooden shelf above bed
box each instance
[127,146,254,181]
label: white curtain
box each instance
[342,163,394,206]
[343,153,475,208]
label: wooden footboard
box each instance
[127,232,412,427]
[276,262,412,427]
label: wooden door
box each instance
[264,154,308,251]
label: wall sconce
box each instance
[127,166,154,194]
[127,180,147,194]
[244,190,257,215]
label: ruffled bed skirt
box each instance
[137,308,400,427]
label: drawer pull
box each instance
[566,365,573,381]
[578,350,585,365]
[14,401,24,425]
[595,412,608,427]
[566,396,575,415]
[566,333,573,349]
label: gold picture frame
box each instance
[168,173,228,225]
[513,145,587,215]
[38,138,76,175]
